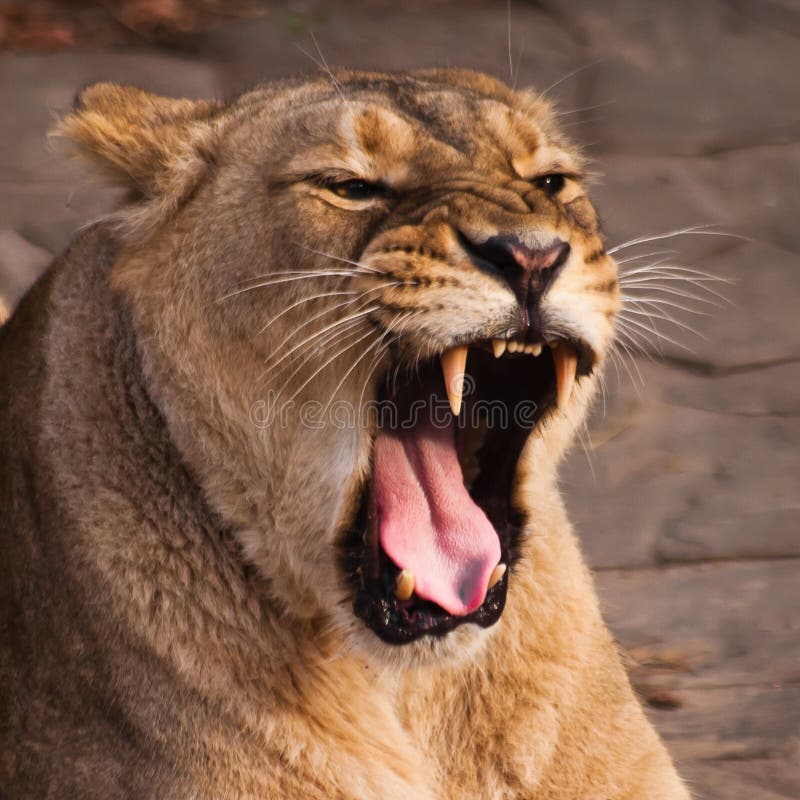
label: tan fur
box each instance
[0,70,689,798]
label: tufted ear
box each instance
[52,82,223,235]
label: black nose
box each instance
[457,231,571,324]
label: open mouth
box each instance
[339,335,594,645]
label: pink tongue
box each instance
[373,415,501,616]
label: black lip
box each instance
[337,345,563,645]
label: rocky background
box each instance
[1,1,798,797]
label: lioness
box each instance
[0,70,689,799]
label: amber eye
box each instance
[532,174,566,195]
[327,179,392,200]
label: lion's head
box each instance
[57,69,619,663]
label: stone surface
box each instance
[679,754,800,800]
[567,0,800,156]
[564,359,800,569]
[0,229,52,310]
[598,561,800,688]
[201,2,584,103]
[597,560,800,796]
[0,51,222,265]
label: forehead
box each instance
[246,71,581,183]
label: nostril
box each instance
[510,240,570,276]
[456,230,519,274]
[534,240,571,292]
[456,230,570,294]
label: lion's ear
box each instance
[52,83,222,234]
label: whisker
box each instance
[616,334,653,360]
[256,289,360,336]
[608,336,644,389]
[620,276,730,305]
[263,283,401,368]
[605,347,624,391]
[615,249,680,265]
[511,41,525,92]
[263,306,379,377]
[608,225,750,255]
[613,314,658,350]
[536,59,604,103]
[555,100,616,117]
[296,32,354,114]
[575,420,596,481]
[282,326,378,406]
[263,296,376,364]
[357,314,409,409]
[621,294,713,315]
[619,305,708,340]
[266,317,370,392]
[620,264,731,282]
[302,247,383,274]
[225,263,378,291]
[321,332,387,415]
[616,313,697,353]
[218,272,361,302]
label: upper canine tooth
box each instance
[492,339,507,358]
[551,343,578,409]
[440,345,469,416]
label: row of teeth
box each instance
[394,562,507,602]
[440,340,579,416]
[492,339,542,357]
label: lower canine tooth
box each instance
[492,339,507,358]
[440,345,469,416]
[395,569,415,601]
[551,344,578,409]
[487,562,507,590]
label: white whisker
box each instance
[218,271,361,302]
[608,337,644,389]
[264,315,372,395]
[256,289,360,336]
[357,311,419,410]
[303,247,383,274]
[620,264,731,282]
[282,326,378,406]
[262,283,401,367]
[536,59,604,103]
[621,294,713,315]
[608,225,750,255]
[616,313,697,353]
[555,100,616,118]
[262,306,379,377]
[615,249,679,265]
[321,333,386,415]
[296,32,354,114]
[620,276,730,305]
[619,305,708,340]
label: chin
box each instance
[338,604,502,669]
